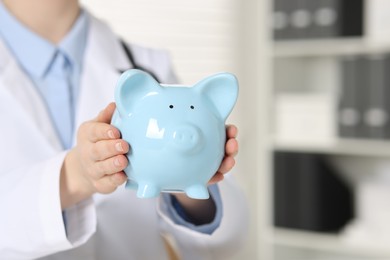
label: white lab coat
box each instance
[0,14,248,260]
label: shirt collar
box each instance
[58,11,89,72]
[0,1,88,78]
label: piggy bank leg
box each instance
[125,179,138,190]
[137,182,160,198]
[185,185,210,199]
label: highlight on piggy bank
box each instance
[111,69,238,199]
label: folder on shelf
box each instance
[273,0,311,40]
[273,0,303,40]
[273,152,299,227]
[354,56,370,138]
[273,0,289,40]
[338,56,361,138]
[307,0,340,39]
[272,0,363,40]
[339,0,364,37]
[273,151,354,232]
[364,54,390,139]
[289,0,311,40]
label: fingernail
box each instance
[108,130,115,139]
[114,158,121,167]
[115,142,124,152]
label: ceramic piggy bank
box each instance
[112,69,238,199]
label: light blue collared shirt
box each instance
[0,2,88,149]
[0,2,221,235]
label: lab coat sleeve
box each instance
[0,152,96,260]
[156,173,249,260]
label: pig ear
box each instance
[115,69,161,117]
[193,73,239,121]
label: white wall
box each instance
[81,0,241,84]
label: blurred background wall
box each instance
[82,0,241,84]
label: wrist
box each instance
[172,192,216,225]
[60,149,94,209]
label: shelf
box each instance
[273,245,372,260]
[273,38,390,58]
[272,228,390,258]
[272,137,390,157]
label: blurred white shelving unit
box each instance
[274,38,390,58]
[273,138,390,157]
[268,0,390,259]
[271,49,390,260]
[273,228,390,258]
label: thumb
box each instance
[95,102,117,123]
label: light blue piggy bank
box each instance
[112,69,238,199]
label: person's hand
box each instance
[208,124,239,184]
[172,125,239,224]
[60,103,129,209]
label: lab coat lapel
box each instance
[0,40,63,151]
[75,16,132,131]
[0,16,132,150]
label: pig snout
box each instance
[171,125,203,153]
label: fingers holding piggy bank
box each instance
[112,69,238,199]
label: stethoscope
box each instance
[119,39,160,82]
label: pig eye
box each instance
[190,105,195,109]
[169,105,174,109]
